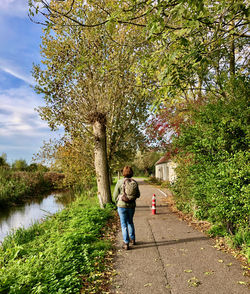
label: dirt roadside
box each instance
[110,180,249,294]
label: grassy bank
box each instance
[0,193,115,293]
[0,167,64,207]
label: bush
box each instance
[232,229,250,249]
[172,77,250,255]
[43,172,65,188]
[146,176,163,185]
[208,225,228,237]
[160,180,171,189]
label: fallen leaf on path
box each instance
[144,283,152,287]
[204,271,214,275]
[165,264,172,267]
[200,247,205,250]
[226,263,233,267]
[218,259,224,263]
[165,285,171,289]
[188,277,201,287]
[237,281,248,285]
[184,269,193,273]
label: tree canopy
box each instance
[30,0,249,138]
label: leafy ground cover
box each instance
[0,194,116,293]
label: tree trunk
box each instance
[229,20,235,78]
[230,37,235,77]
[198,75,202,99]
[93,119,112,208]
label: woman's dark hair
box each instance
[122,166,133,178]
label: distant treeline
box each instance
[0,154,48,172]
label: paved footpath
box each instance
[111,180,249,294]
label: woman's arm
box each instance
[112,179,123,203]
[136,184,140,198]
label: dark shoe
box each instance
[122,242,129,250]
[131,239,136,245]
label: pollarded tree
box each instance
[32,1,151,207]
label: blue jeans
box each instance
[117,207,135,244]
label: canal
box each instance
[0,190,74,243]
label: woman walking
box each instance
[112,166,140,250]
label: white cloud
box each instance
[0,58,35,85]
[0,85,48,137]
[0,66,34,85]
[0,0,29,18]
[0,85,63,163]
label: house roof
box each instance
[155,155,169,165]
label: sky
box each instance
[0,0,61,164]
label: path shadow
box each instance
[136,206,151,209]
[131,236,209,250]
[136,205,168,209]
[149,212,171,215]
[135,206,169,213]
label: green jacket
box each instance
[112,178,140,208]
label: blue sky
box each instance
[0,0,60,164]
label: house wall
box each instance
[155,161,177,182]
[167,161,177,182]
[155,163,167,181]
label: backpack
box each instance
[121,178,138,202]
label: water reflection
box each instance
[0,190,74,242]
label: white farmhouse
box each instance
[155,156,177,182]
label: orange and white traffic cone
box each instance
[152,194,156,215]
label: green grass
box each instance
[134,176,149,180]
[0,194,115,294]
[111,179,118,196]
